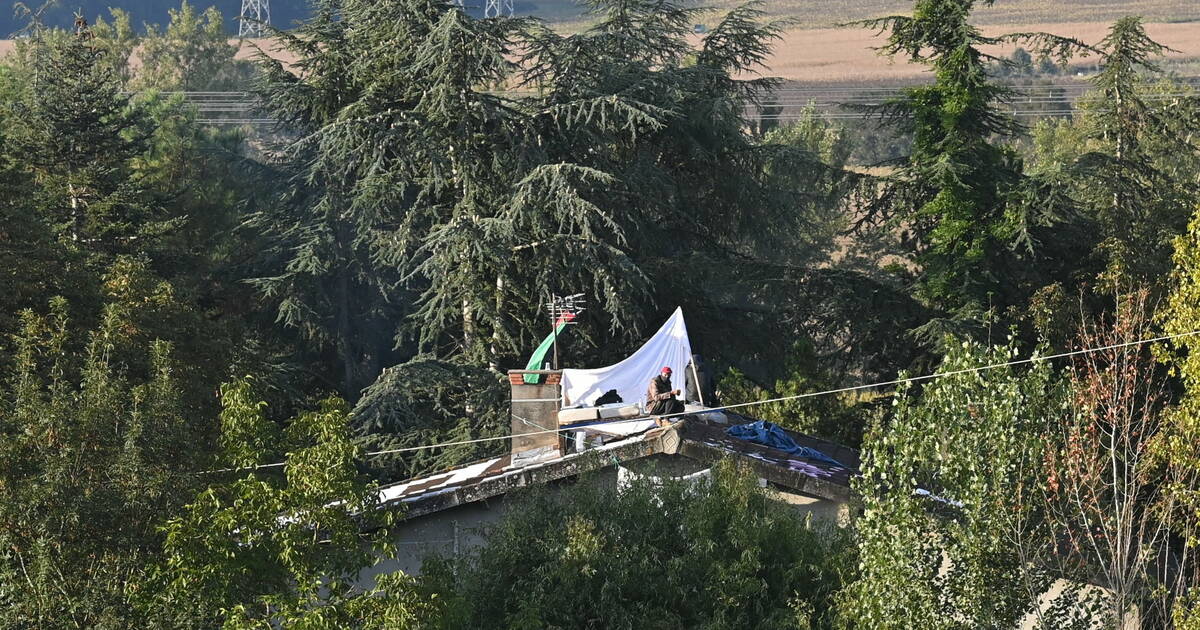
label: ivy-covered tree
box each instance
[1156,208,1200,625]
[852,0,1084,337]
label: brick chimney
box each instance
[508,370,563,461]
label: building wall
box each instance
[365,460,848,580]
[359,499,509,583]
[768,486,851,526]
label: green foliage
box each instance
[6,0,1200,624]
[7,25,165,262]
[91,8,139,87]
[1032,18,1200,294]
[247,0,853,399]
[0,2,312,38]
[851,0,1085,329]
[244,0,421,397]
[154,378,404,628]
[716,342,876,447]
[1175,591,1200,630]
[990,47,1063,78]
[0,297,203,629]
[2,11,308,411]
[844,339,1093,628]
[1156,212,1200,624]
[427,460,856,629]
[136,2,251,92]
[517,0,850,369]
[351,359,510,482]
[1161,211,1200,398]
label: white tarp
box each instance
[561,307,692,408]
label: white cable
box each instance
[202,329,1200,474]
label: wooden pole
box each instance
[689,357,705,406]
[551,301,559,370]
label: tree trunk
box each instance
[462,297,475,359]
[489,275,504,372]
[337,261,356,398]
[68,182,82,242]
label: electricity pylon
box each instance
[239,0,271,38]
[484,0,514,18]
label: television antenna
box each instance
[546,293,585,370]
[239,0,271,38]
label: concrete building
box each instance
[364,369,860,577]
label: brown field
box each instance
[0,37,299,75]
[540,0,1200,31]
[238,19,1200,84]
[762,20,1200,83]
[0,14,1197,87]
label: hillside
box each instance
[0,0,311,35]
[7,0,1200,37]
[5,1,1200,85]
[530,0,1200,32]
[761,20,1200,83]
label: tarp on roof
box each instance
[726,420,844,468]
[561,307,693,408]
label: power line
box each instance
[201,329,1200,474]
[160,81,1199,125]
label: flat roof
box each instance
[377,414,861,520]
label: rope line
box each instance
[201,329,1200,474]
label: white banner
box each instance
[561,307,693,408]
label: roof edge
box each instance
[389,426,674,520]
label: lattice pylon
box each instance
[239,0,271,38]
[483,0,514,18]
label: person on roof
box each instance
[646,367,684,416]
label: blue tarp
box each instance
[726,421,844,468]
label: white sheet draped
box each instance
[561,307,693,408]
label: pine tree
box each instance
[249,0,852,401]
[245,0,421,398]
[351,359,510,482]
[1059,17,1199,290]
[8,21,166,264]
[512,0,828,362]
[851,0,1084,333]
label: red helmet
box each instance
[661,366,672,375]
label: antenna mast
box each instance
[239,0,271,38]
